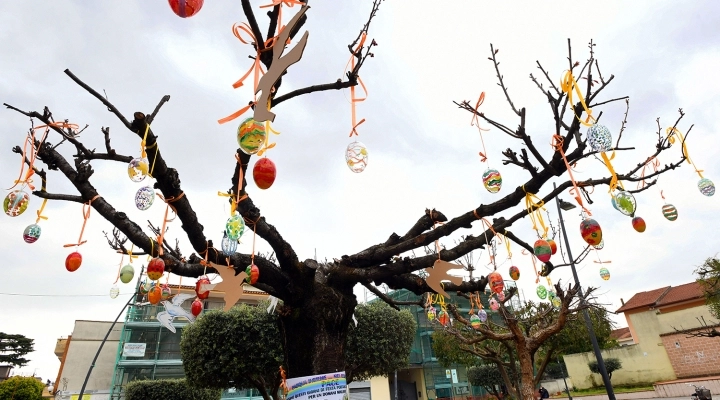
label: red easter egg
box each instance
[245,264,260,285]
[437,310,450,326]
[148,286,162,305]
[487,271,504,294]
[509,266,520,281]
[632,216,646,233]
[547,239,557,255]
[147,257,165,281]
[168,0,203,18]
[579,218,603,246]
[253,158,277,190]
[65,252,82,272]
[195,277,211,300]
[191,299,203,316]
[533,239,552,263]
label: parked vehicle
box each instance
[688,383,712,400]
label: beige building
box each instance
[564,281,715,389]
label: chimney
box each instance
[620,298,625,306]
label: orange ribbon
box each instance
[155,192,184,256]
[637,156,660,190]
[522,249,541,284]
[552,134,592,216]
[260,0,304,43]
[8,125,55,191]
[345,33,368,137]
[64,195,100,248]
[471,92,490,162]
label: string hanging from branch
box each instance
[667,127,714,197]
[62,195,101,272]
[345,33,370,174]
[471,92,503,194]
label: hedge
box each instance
[125,379,221,400]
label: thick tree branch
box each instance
[272,79,355,107]
[241,0,266,52]
[64,69,131,129]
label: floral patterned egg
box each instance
[237,118,267,155]
[662,204,678,221]
[509,266,520,281]
[120,264,135,284]
[587,124,612,153]
[631,216,646,233]
[470,314,481,329]
[487,271,504,294]
[547,239,557,255]
[134,186,155,211]
[612,191,636,216]
[482,168,502,194]
[127,157,149,183]
[346,141,369,173]
[536,285,547,300]
[579,218,602,246]
[533,239,552,262]
[427,306,436,321]
[4,190,30,217]
[489,298,499,311]
[161,284,172,300]
[221,232,237,257]
[110,285,120,299]
[600,267,610,281]
[23,224,41,244]
[698,178,715,197]
[477,309,487,322]
[225,212,246,241]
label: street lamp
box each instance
[552,183,616,400]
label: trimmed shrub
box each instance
[125,379,221,400]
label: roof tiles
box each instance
[615,281,704,313]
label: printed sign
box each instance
[286,372,347,400]
[122,343,146,357]
[451,369,458,384]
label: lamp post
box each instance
[558,355,572,400]
[553,183,616,400]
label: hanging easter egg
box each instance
[548,291,557,301]
[161,284,172,300]
[236,118,266,154]
[482,168,502,194]
[600,267,610,281]
[346,141,369,173]
[225,212,245,241]
[612,191,636,216]
[196,276,211,300]
[245,264,260,285]
[470,314,481,329]
[65,252,82,272]
[477,309,487,322]
[119,264,135,284]
[551,297,561,308]
[497,291,505,302]
[23,224,41,244]
[4,190,30,217]
[147,258,165,281]
[139,279,149,295]
[110,285,120,299]
[587,124,612,153]
[221,232,237,257]
[487,271,504,294]
[631,216,646,233]
[489,298,499,311]
[148,286,162,305]
[437,310,450,326]
[134,186,155,211]
[533,239,552,262]
[191,299,204,316]
[168,0,204,18]
[579,218,602,246]
[547,239,557,255]
[536,285,547,300]
[662,204,678,221]
[698,178,715,197]
[253,158,277,190]
[127,157,149,183]
[427,306,436,321]
[509,266,520,281]
[593,239,604,250]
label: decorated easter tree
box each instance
[3,1,703,396]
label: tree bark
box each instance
[517,346,537,400]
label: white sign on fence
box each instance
[122,343,146,357]
[286,371,347,400]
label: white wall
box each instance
[59,320,122,393]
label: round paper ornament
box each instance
[346,141,369,173]
[482,168,502,194]
[631,216,646,233]
[497,291,505,302]
[236,118,266,155]
[148,286,162,305]
[134,186,155,211]
[4,190,30,217]
[168,0,204,18]
[698,178,715,197]
[161,284,172,300]
[593,239,604,250]
[221,232,237,257]
[427,306,436,321]
[470,314,481,329]
[245,264,260,285]
[547,239,557,255]
[65,252,82,272]
[536,285,547,300]
[477,309,488,322]
[225,212,245,241]
[509,266,520,281]
[127,157,149,183]
[487,271,504,294]
[139,279,149,295]
[489,298,499,311]
[533,239,552,263]
[191,299,203,316]
[120,264,135,284]
[438,310,450,326]
[253,158,277,190]
[23,224,41,244]
[579,218,602,246]
[600,267,610,281]
[662,204,678,221]
[147,258,165,281]
[110,285,119,299]
[551,297,561,308]
[587,124,612,153]
[196,276,211,300]
[612,191,636,216]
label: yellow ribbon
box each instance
[35,198,48,224]
[523,186,548,238]
[667,127,703,179]
[560,71,596,127]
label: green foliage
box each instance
[345,302,417,381]
[125,379,220,400]
[467,363,519,392]
[695,257,720,319]
[539,306,615,356]
[588,358,622,380]
[0,376,44,400]
[0,332,35,367]
[181,302,283,392]
[544,362,567,380]
[430,330,480,367]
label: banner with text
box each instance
[286,371,347,400]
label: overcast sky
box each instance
[2,0,720,381]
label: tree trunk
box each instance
[517,346,537,400]
[278,281,357,378]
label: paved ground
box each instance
[556,391,693,400]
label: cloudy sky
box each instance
[2,0,720,381]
